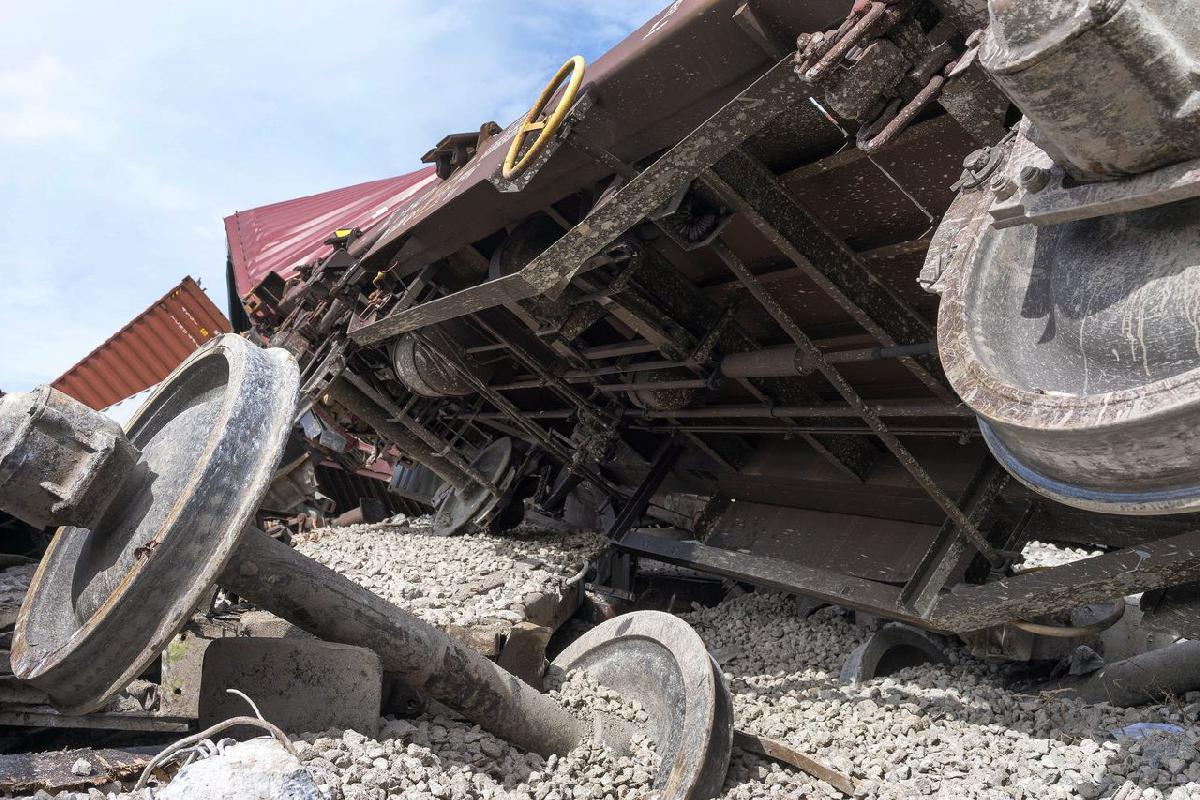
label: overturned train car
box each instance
[229,0,1200,654]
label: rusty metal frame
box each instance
[926,529,1200,632]
[899,458,1009,615]
[629,242,882,482]
[51,277,230,411]
[342,50,963,497]
[342,372,499,496]
[568,242,881,480]
[706,238,1002,567]
[416,327,626,500]
[350,55,805,347]
[618,524,1200,634]
[617,529,922,625]
[702,149,954,400]
[608,437,682,541]
[470,313,615,432]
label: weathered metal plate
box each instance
[224,169,437,296]
[51,277,230,411]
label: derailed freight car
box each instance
[229,0,1200,654]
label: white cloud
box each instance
[0,0,666,393]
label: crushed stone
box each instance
[687,590,1200,800]
[285,528,1200,800]
[293,519,604,631]
[27,533,1200,800]
[1020,541,1101,570]
[294,668,663,800]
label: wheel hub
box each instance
[10,335,299,712]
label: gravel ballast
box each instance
[287,587,1200,800]
[691,591,1200,800]
[25,528,1200,799]
[293,519,605,631]
[286,526,1200,800]
[297,669,663,800]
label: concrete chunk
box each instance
[199,637,382,737]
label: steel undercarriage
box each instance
[232,0,1200,651]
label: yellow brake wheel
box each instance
[502,55,586,180]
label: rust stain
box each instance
[51,277,231,410]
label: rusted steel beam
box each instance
[648,401,970,418]
[342,373,498,496]
[624,526,1200,635]
[324,379,474,492]
[222,527,589,757]
[581,340,661,359]
[0,710,189,733]
[702,148,954,401]
[418,328,625,500]
[699,240,932,299]
[779,115,961,184]
[707,240,1001,567]
[0,746,162,795]
[900,458,1009,616]
[617,530,921,626]
[679,430,745,472]
[491,359,689,390]
[608,438,681,540]
[720,342,936,377]
[471,313,610,430]
[457,400,971,420]
[927,530,1200,633]
[625,245,881,482]
[568,245,877,482]
[638,425,976,437]
[733,731,856,797]
[351,55,804,346]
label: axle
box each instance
[0,345,588,757]
[222,526,586,756]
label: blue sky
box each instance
[0,1,666,395]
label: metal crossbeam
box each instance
[629,244,880,482]
[622,526,1200,634]
[608,438,681,541]
[351,55,805,347]
[900,458,1009,615]
[708,239,1002,567]
[343,373,498,496]
[617,529,922,626]
[703,148,955,400]
[418,328,626,500]
[928,529,1200,632]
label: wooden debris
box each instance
[0,746,159,794]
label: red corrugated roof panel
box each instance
[51,276,231,410]
[223,168,439,297]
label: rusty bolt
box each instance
[1019,165,1050,193]
[963,148,990,171]
[990,173,1018,200]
